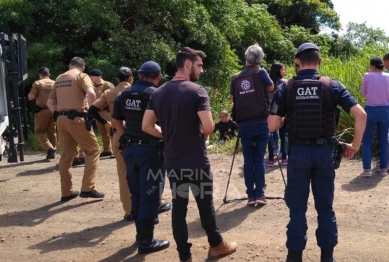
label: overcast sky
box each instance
[331,0,388,35]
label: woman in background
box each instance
[267,62,288,167]
[361,57,389,177]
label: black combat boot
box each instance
[138,224,169,254]
[321,248,336,262]
[285,250,303,262]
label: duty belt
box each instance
[34,105,49,114]
[128,138,164,147]
[289,137,337,146]
[57,110,92,131]
[57,111,87,118]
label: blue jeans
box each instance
[267,131,279,161]
[279,126,287,160]
[239,122,269,198]
[285,145,337,251]
[362,105,389,172]
[121,145,165,227]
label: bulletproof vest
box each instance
[285,76,336,138]
[231,66,270,122]
[119,86,159,141]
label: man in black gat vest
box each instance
[111,61,169,254]
[268,43,367,262]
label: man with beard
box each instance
[142,47,237,262]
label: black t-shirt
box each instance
[214,120,239,141]
[147,80,211,169]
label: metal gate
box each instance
[0,33,28,162]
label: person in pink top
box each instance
[361,57,389,177]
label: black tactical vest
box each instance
[231,66,270,122]
[285,76,336,138]
[119,86,159,141]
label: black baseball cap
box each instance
[138,61,161,74]
[89,69,103,76]
[295,43,320,58]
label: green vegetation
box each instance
[1,0,388,153]
[25,129,104,152]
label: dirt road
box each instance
[0,153,388,262]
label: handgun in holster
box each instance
[84,114,93,131]
[119,134,129,150]
[334,143,346,169]
[67,109,78,120]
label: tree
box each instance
[343,22,389,49]
[250,0,340,33]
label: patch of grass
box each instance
[24,128,104,152]
[24,131,44,152]
[207,137,242,155]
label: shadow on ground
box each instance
[0,158,49,169]
[0,200,102,227]
[29,220,130,254]
[98,243,146,262]
[186,201,263,239]
[341,173,384,192]
[17,166,57,176]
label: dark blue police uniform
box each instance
[112,61,169,254]
[271,43,358,262]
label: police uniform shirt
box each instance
[94,80,114,99]
[29,78,55,107]
[93,82,131,113]
[49,68,94,112]
[271,69,358,118]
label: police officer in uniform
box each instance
[28,67,56,160]
[268,43,367,262]
[89,69,114,157]
[111,61,169,253]
[47,57,105,202]
[88,67,133,220]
